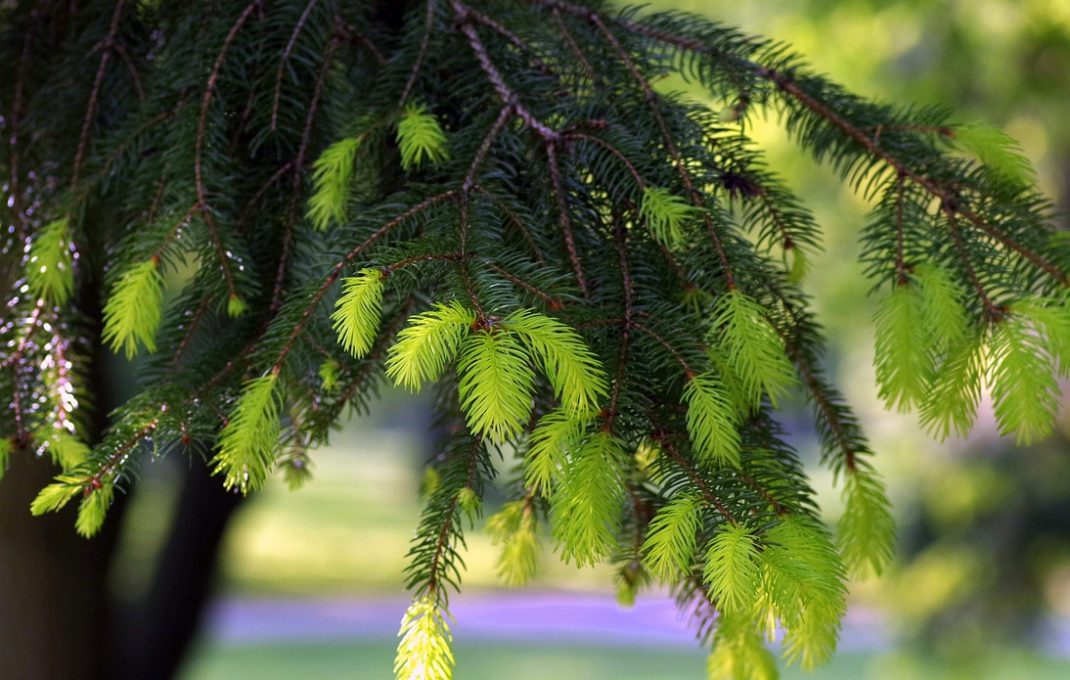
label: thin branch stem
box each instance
[72,0,126,190]
[399,0,437,107]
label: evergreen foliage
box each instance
[102,258,165,358]
[1,1,1067,677]
[308,136,364,231]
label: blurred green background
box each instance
[138,1,1070,677]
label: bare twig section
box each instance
[191,0,261,301]
[631,320,695,379]
[893,174,908,285]
[567,132,646,187]
[604,220,633,430]
[944,209,1004,320]
[464,5,555,79]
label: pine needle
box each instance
[683,372,741,468]
[952,121,1035,184]
[307,135,362,231]
[26,217,75,304]
[703,523,761,616]
[102,258,165,359]
[837,469,896,578]
[641,494,701,582]
[988,315,1060,444]
[524,407,590,496]
[707,614,779,680]
[394,596,454,680]
[711,291,796,409]
[485,500,539,586]
[503,309,607,415]
[76,483,114,538]
[397,104,449,170]
[919,331,985,440]
[873,284,932,411]
[550,431,626,566]
[386,302,475,391]
[331,268,385,358]
[640,186,697,247]
[456,329,535,444]
[211,373,282,493]
[758,517,846,670]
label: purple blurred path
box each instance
[201,591,889,651]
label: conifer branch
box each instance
[545,140,589,296]
[72,0,126,190]
[588,12,736,290]
[194,0,261,207]
[453,1,560,142]
[399,0,437,107]
[273,35,338,311]
[271,0,321,131]
[272,190,458,371]
[653,432,736,524]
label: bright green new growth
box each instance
[331,268,385,358]
[211,374,281,493]
[397,104,449,170]
[640,186,697,247]
[76,482,114,538]
[918,331,985,439]
[457,330,535,444]
[386,302,475,391]
[641,494,701,581]
[0,438,11,481]
[758,517,846,670]
[683,372,741,468]
[307,135,362,231]
[387,305,604,444]
[703,524,761,617]
[952,122,1035,184]
[524,407,590,496]
[485,500,539,587]
[711,291,796,409]
[988,312,1060,444]
[707,614,778,680]
[227,294,248,318]
[1014,296,1070,376]
[102,258,165,359]
[394,596,454,680]
[502,309,608,415]
[873,284,931,411]
[837,470,896,578]
[29,474,84,516]
[43,431,90,470]
[914,263,970,351]
[318,359,340,392]
[550,431,626,567]
[26,217,75,304]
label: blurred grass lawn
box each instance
[183,642,1068,680]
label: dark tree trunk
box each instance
[0,454,124,680]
